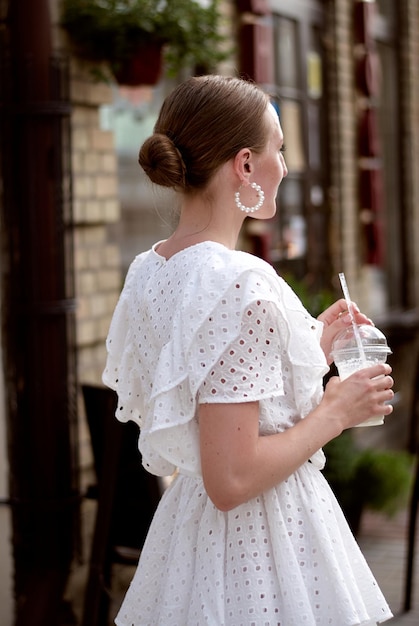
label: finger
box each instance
[359,363,392,379]
[381,375,394,390]
[318,299,349,324]
[376,379,394,397]
[336,311,352,324]
[385,388,395,401]
[352,310,374,327]
[382,399,394,415]
[333,301,363,326]
[336,299,358,318]
[336,299,358,319]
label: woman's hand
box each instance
[318,362,394,430]
[318,298,373,364]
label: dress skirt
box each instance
[114,460,392,626]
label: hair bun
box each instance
[139,133,186,189]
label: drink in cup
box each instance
[331,324,392,427]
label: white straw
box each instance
[338,272,367,365]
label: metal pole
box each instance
[0,1,80,624]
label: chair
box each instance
[81,385,162,626]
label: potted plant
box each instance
[322,430,413,535]
[60,0,228,86]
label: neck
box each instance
[174,193,244,249]
[160,161,249,258]
[170,221,239,251]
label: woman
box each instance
[103,75,394,625]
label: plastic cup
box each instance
[331,324,392,427]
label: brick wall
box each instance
[70,70,122,375]
[69,60,123,472]
[326,0,419,314]
[326,0,360,298]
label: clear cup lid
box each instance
[331,324,392,356]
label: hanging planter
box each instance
[112,40,165,86]
[61,0,229,86]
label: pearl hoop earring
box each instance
[234,182,265,214]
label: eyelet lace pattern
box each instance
[103,242,392,626]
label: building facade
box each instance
[0,0,418,622]
[63,0,419,396]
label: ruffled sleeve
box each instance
[140,270,290,476]
[102,253,147,427]
[198,298,285,403]
[103,245,328,478]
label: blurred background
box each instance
[1,0,419,624]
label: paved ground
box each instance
[358,509,419,625]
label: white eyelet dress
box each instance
[103,241,392,626]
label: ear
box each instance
[233,148,253,186]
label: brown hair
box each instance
[139,75,270,191]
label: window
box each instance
[371,6,402,307]
[269,2,328,287]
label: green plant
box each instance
[323,431,414,533]
[284,273,335,318]
[61,0,229,81]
